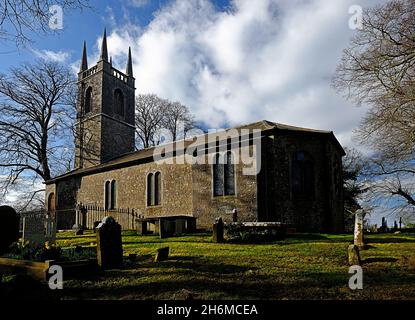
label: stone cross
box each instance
[96,216,123,269]
[354,209,365,249]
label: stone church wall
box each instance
[76,157,194,219]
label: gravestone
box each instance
[213,217,224,243]
[96,216,123,269]
[0,206,20,254]
[45,214,57,243]
[353,209,365,249]
[232,208,238,222]
[154,247,169,262]
[348,244,361,265]
[22,213,46,244]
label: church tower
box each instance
[75,29,136,169]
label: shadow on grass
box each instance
[60,265,415,300]
[363,257,399,264]
[366,237,415,244]
[121,255,256,275]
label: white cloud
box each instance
[128,0,150,8]
[32,49,70,62]
[85,0,386,149]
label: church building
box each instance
[44,31,345,233]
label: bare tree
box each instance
[333,0,415,214]
[0,60,76,209]
[162,101,194,142]
[135,94,195,149]
[135,94,168,149]
[0,0,90,45]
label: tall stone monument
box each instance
[354,209,365,249]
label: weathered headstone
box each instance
[154,247,169,262]
[45,214,57,243]
[213,217,224,243]
[96,216,123,269]
[354,209,365,249]
[348,244,361,265]
[0,206,20,254]
[232,208,238,223]
[22,213,46,244]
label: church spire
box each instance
[100,28,108,62]
[80,41,88,72]
[126,46,133,77]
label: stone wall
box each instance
[49,131,344,232]
[257,130,344,232]
[76,156,194,219]
[191,145,258,228]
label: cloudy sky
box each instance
[1,0,386,148]
[1,0,394,223]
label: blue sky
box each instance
[0,0,230,72]
[2,0,403,225]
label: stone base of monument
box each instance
[348,244,361,266]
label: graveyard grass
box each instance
[56,231,415,300]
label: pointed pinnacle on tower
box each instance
[100,28,108,62]
[126,46,133,77]
[80,41,88,72]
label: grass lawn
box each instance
[56,231,415,300]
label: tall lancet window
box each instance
[147,172,162,206]
[110,180,117,209]
[291,151,315,198]
[213,152,235,197]
[114,88,124,116]
[104,181,111,210]
[85,87,92,114]
[224,151,235,196]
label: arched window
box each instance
[114,89,124,116]
[84,87,92,114]
[104,181,111,210]
[213,153,224,196]
[292,151,315,197]
[47,193,56,212]
[110,180,117,209]
[154,171,161,206]
[224,151,235,196]
[213,152,235,197]
[147,173,154,206]
[147,172,162,206]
